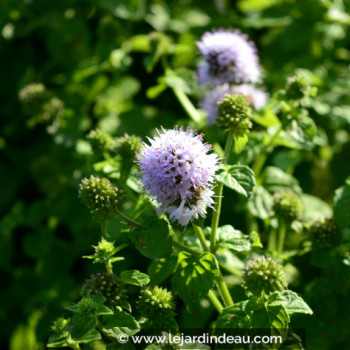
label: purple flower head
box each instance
[137,127,220,226]
[197,29,261,85]
[201,84,268,125]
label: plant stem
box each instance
[210,130,235,253]
[172,88,202,123]
[106,260,113,273]
[172,239,201,255]
[192,223,234,307]
[252,125,282,178]
[114,208,140,227]
[208,290,224,313]
[100,221,108,236]
[192,222,209,251]
[215,272,234,307]
[268,226,277,252]
[277,219,287,253]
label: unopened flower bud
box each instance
[18,83,50,116]
[242,256,287,297]
[216,93,252,133]
[77,296,99,315]
[272,191,303,223]
[87,129,116,153]
[78,175,122,220]
[115,133,141,168]
[137,286,176,329]
[51,317,69,333]
[82,272,127,307]
[308,218,342,249]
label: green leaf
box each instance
[333,181,350,234]
[120,270,150,286]
[246,297,290,330]
[233,134,248,154]
[96,305,113,316]
[261,166,302,194]
[130,219,172,259]
[70,328,101,345]
[147,257,178,285]
[301,194,332,220]
[216,165,255,198]
[248,185,274,219]
[268,291,313,316]
[250,231,263,248]
[101,309,140,338]
[70,314,97,339]
[215,225,252,252]
[211,301,250,329]
[171,252,219,308]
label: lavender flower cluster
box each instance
[196,29,268,125]
[137,127,219,225]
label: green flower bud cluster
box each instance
[87,129,116,154]
[137,286,176,330]
[272,191,303,223]
[242,256,287,297]
[308,218,342,249]
[115,133,142,168]
[19,83,64,125]
[76,295,99,315]
[51,317,69,333]
[82,272,127,307]
[285,76,315,100]
[78,175,122,220]
[216,94,252,134]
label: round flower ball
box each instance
[137,127,219,226]
[201,84,268,125]
[197,29,261,85]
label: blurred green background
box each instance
[1,0,350,349]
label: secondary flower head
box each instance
[197,29,261,85]
[87,129,116,153]
[201,84,268,125]
[115,133,142,169]
[308,217,342,249]
[242,256,287,297]
[137,127,219,226]
[82,272,127,307]
[78,175,122,221]
[272,191,303,223]
[216,93,253,133]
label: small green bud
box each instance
[18,83,50,116]
[51,317,69,333]
[308,218,342,249]
[216,94,252,133]
[87,129,116,153]
[242,256,287,297]
[115,133,142,168]
[272,191,303,223]
[78,175,122,220]
[77,295,99,315]
[285,76,315,100]
[40,97,64,123]
[137,286,176,329]
[82,272,127,307]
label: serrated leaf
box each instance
[130,219,172,259]
[171,252,219,308]
[120,270,150,286]
[216,165,255,198]
[96,304,113,316]
[261,166,302,194]
[70,328,101,345]
[301,194,332,220]
[101,309,140,338]
[211,301,250,329]
[268,291,313,316]
[248,185,274,219]
[70,314,97,339]
[333,181,350,234]
[215,225,252,252]
[147,257,178,285]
